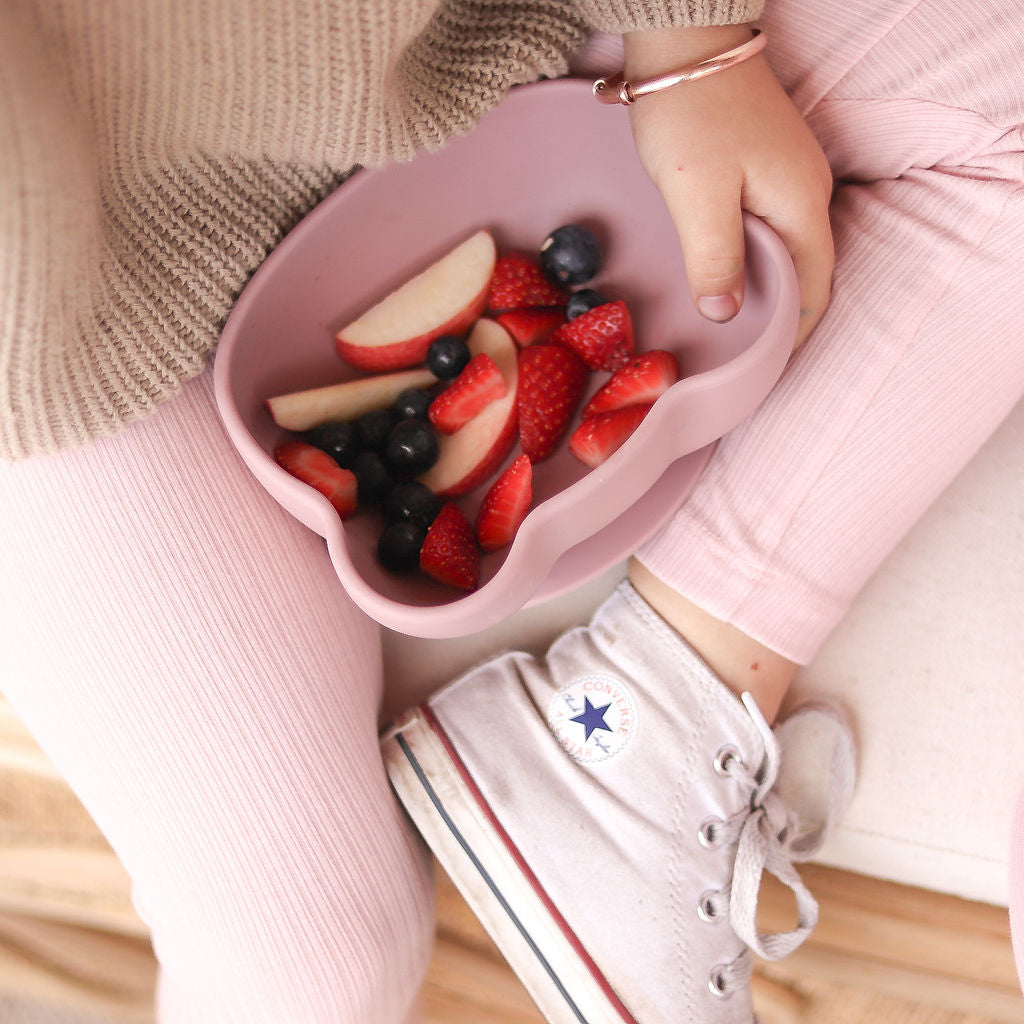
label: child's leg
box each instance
[628,0,1024,990]
[635,0,1024,675]
[0,372,434,1023]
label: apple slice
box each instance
[335,230,496,371]
[266,366,437,432]
[419,319,518,498]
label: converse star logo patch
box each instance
[548,674,637,764]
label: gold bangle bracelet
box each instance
[593,28,766,106]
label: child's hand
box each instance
[623,25,834,349]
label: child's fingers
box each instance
[791,214,835,350]
[758,199,835,350]
[658,170,746,323]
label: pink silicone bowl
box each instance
[214,78,798,638]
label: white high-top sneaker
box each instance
[382,582,855,1024]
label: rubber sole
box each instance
[381,706,637,1024]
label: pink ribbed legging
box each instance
[2,2,1024,1019]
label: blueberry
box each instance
[385,419,440,476]
[356,409,395,453]
[540,225,602,286]
[383,481,442,530]
[353,451,395,506]
[304,420,359,468]
[377,521,427,574]
[566,289,607,321]
[392,387,432,421]
[427,335,471,380]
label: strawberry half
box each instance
[419,502,480,590]
[550,300,634,371]
[428,352,507,434]
[274,440,358,518]
[488,253,569,312]
[496,308,566,347]
[582,349,679,418]
[517,344,589,462]
[569,404,653,469]
[475,454,533,551]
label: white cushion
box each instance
[792,398,1024,906]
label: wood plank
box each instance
[766,944,1024,1023]
[798,864,1013,980]
[0,913,155,1023]
[750,973,808,1024]
[758,865,1023,1020]
[0,701,62,779]
[0,848,147,938]
[0,696,147,938]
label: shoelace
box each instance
[713,693,856,963]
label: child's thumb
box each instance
[665,181,746,323]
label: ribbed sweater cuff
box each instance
[574,0,764,32]
[388,0,588,158]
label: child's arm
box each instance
[622,24,834,348]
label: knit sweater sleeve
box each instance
[1,0,761,461]
[571,0,764,32]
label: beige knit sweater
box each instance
[1,1,761,460]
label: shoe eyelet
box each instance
[698,817,723,849]
[707,964,731,999]
[713,745,742,777]
[697,889,722,924]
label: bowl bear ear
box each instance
[214,79,798,639]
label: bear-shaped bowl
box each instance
[214,78,798,638]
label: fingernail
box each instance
[697,294,739,323]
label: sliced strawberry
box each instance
[496,308,566,347]
[419,502,480,590]
[568,404,653,469]
[475,454,533,551]
[274,440,358,518]
[550,300,634,371]
[428,353,507,434]
[488,253,569,312]
[517,344,589,463]
[582,349,680,418]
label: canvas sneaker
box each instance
[382,582,855,1023]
